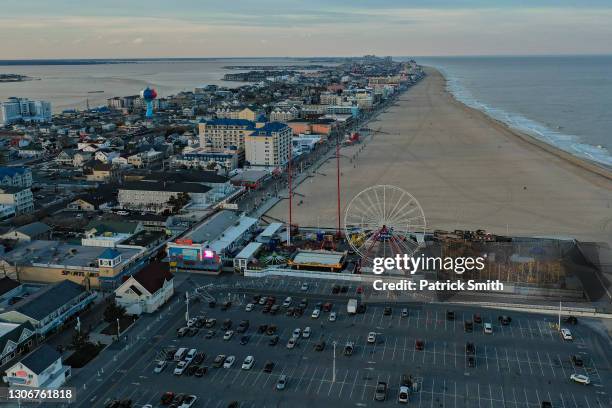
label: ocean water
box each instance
[0,58,328,112]
[416,56,612,167]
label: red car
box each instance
[322,302,332,312]
[161,392,174,405]
[415,339,425,351]
[356,286,364,294]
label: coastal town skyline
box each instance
[2,0,612,58]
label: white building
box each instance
[0,97,52,126]
[244,122,291,167]
[115,262,174,315]
[117,181,212,212]
[4,345,70,389]
[0,186,34,215]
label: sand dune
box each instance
[266,68,612,244]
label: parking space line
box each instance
[484,345,489,370]
[316,368,328,394]
[349,369,359,399]
[336,369,349,397]
[557,354,568,378]
[402,337,407,362]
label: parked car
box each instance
[383,307,392,316]
[223,330,234,341]
[286,337,297,349]
[276,375,288,390]
[174,361,188,375]
[415,339,425,351]
[498,315,512,325]
[266,325,277,335]
[464,320,473,332]
[160,392,175,405]
[245,303,254,312]
[473,313,482,324]
[398,385,409,403]
[193,352,205,365]
[195,366,207,377]
[242,355,255,370]
[570,374,590,385]
[483,323,493,334]
[283,297,292,307]
[446,310,455,320]
[221,319,232,330]
[374,382,387,401]
[240,335,250,345]
[153,360,167,373]
[315,340,326,351]
[213,355,226,368]
[292,328,301,338]
[344,342,354,356]
[368,332,377,344]
[561,328,573,341]
[563,316,578,325]
[302,327,311,338]
[263,361,275,373]
[311,309,320,319]
[401,308,408,318]
[223,355,236,368]
[268,335,279,346]
[300,283,309,291]
[571,355,584,367]
[205,330,216,339]
[329,312,337,322]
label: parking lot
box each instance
[93,276,611,408]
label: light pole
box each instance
[185,291,190,324]
[116,318,120,341]
[332,341,337,382]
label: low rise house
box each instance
[0,167,33,188]
[0,280,95,336]
[0,222,51,242]
[3,345,70,389]
[0,321,35,366]
[115,262,174,315]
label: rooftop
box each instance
[117,180,212,194]
[18,345,61,374]
[1,240,142,269]
[129,262,173,294]
[1,280,87,321]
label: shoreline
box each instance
[265,67,612,242]
[434,67,612,182]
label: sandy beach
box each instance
[266,67,612,244]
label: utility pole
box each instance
[558,301,561,330]
[116,318,120,341]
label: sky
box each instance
[1,0,612,59]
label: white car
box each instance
[276,374,288,390]
[242,355,255,370]
[561,328,573,341]
[398,385,409,403]
[179,395,197,408]
[245,303,254,312]
[223,355,236,368]
[311,309,320,319]
[174,361,188,375]
[367,332,376,344]
[483,323,493,334]
[292,328,301,338]
[223,330,234,340]
[283,297,292,307]
[302,327,311,339]
[570,374,590,385]
[286,337,297,349]
[153,360,167,373]
[329,312,337,322]
[301,283,309,291]
[186,318,197,327]
[258,297,267,305]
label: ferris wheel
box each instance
[344,185,426,262]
